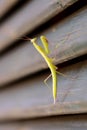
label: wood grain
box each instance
[0,6,87,85]
[0,115,87,130]
[0,0,18,17]
[0,0,79,51]
[0,60,87,121]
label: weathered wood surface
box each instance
[0,114,87,130]
[0,0,79,51]
[0,60,87,121]
[0,101,87,121]
[0,0,18,17]
[0,6,87,86]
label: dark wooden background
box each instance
[0,0,87,129]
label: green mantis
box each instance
[30,36,58,104]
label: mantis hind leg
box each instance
[56,71,77,80]
[56,71,67,78]
[44,73,52,91]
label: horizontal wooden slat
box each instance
[0,0,18,17]
[0,115,87,130]
[0,6,87,86]
[0,0,79,51]
[0,60,87,121]
[0,102,87,121]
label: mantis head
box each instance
[31,38,37,44]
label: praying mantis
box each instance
[30,36,66,104]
